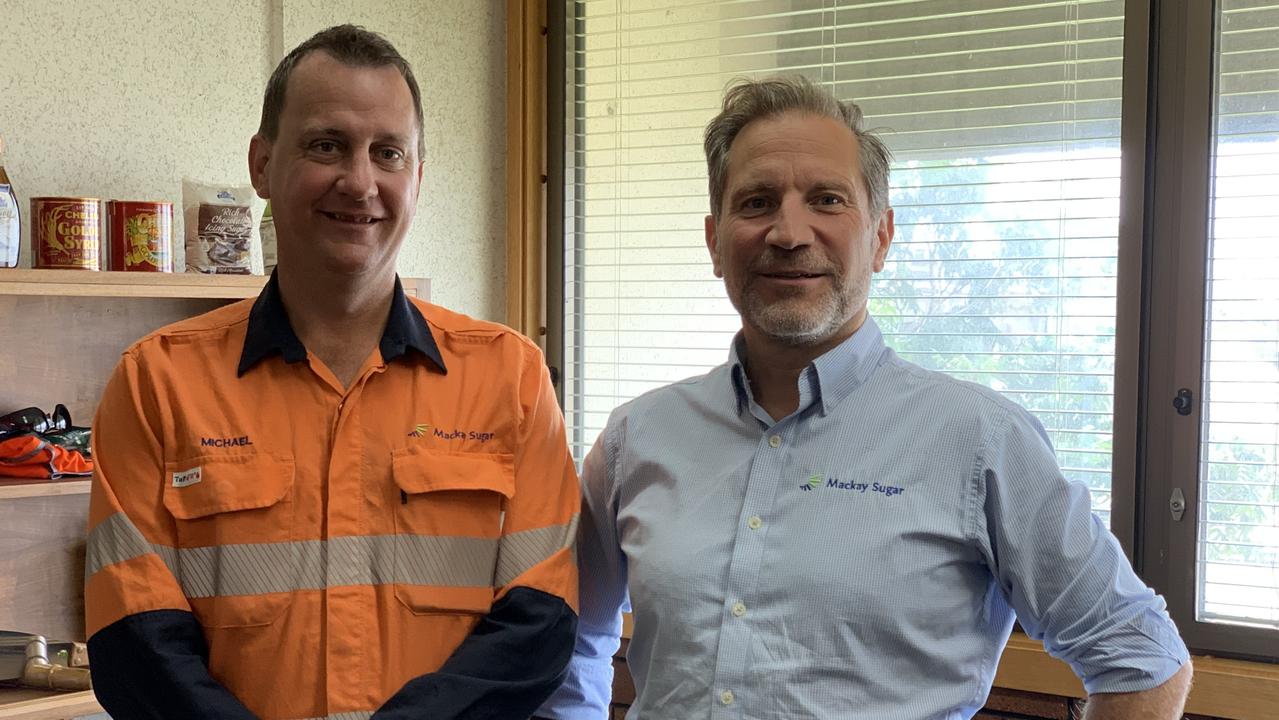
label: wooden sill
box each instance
[997,632,1279,719]
[0,689,100,720]
[620,615,1277,719]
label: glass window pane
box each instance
[1199,0,1279,630]
[565,0,1124,526]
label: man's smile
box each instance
[321,210,382,224]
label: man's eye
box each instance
[378,148,406,163]
[814,194,845,206]
[312,140,340,154]
[742,197,771,211]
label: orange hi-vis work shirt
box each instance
[85,276,580,720]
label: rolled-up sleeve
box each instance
[973,405,1190,694]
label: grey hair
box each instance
[703,76,892,219]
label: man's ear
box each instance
[705,214,723,278]
[872,207,895,273]
[248,134,272,200]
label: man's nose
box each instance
[765,196,814,250]
[337,153,378,201]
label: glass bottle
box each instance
[0,136,19,268]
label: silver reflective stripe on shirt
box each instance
[85,510,579,596]
[496,514,580,586]
[84,511,154,580]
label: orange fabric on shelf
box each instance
[0,433,94,478]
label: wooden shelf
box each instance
[0,269,266,300]
[0,269,428,301]
[0,273,429,499]
[0,479,91,501]
[0,689,100,720]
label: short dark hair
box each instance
[258,24,425,157]
[704,76,891,219]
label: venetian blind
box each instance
[563,0,1124,521]
[1199,0,1279,630]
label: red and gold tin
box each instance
[107,200,173,272]
[31,197,100,270]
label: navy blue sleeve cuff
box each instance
[88,609,257,720]
[373,587,578,720]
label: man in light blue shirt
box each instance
[537,77,1192,719]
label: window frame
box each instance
[541,0,1279,664]
[1140,0,1279,661]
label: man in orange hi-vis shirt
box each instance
[84,25,579,720]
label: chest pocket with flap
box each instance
[161,452,296,628]
[390,447,514,615]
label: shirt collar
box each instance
[728,315,888,418]
[379,277,446,371]
[237,272,447,377]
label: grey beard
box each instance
[739,289,851,346]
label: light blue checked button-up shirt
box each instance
[540,316,1188,720]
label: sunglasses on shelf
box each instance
[0,404,73,436]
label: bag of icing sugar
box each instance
[182,178,264,274]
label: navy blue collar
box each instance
[237,272,446,377]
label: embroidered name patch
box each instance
[200,436,253,448]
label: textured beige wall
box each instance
[0,1,270,266]
[0,0,506,319]
[282,1,508,320]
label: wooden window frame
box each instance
[506,0,548,343]
[522,0,1279,715]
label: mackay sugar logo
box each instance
[800,472,906,498]
[408,422,496,443]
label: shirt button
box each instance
[747,515,763,530]
[768,434,782,448]
[731,601,747,617]
[720,689,735,705]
